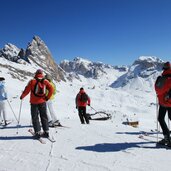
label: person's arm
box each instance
[3,85,8,100]
[45,80,53,100]
[75,94,79,108]
[20,80,32,99]
[53,82,56,95]
[87,95,91,106]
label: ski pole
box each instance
[7,99,18,122]
[156,96,159,142]
[168,114,170,133]
[90,106,97,112]
[16,100,22,134]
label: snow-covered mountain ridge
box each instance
[0,35,165,92]
[0,36,65,82]
[60,57,128,80]
[111,56,164,91]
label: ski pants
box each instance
[0,101,7,122]
[46,100,58,123]
[158,105,171,137]
[31,102,49,133]
[78,106,89,124]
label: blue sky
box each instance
[0,0,171,65]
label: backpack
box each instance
[80,93,88,102]
[33,79,46,97]
[167,89,171,99]
[155,75,167,89]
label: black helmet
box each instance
[162,61,171,70]
[0,77,5,81]
[80,87,84,91]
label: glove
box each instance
[20,95,23,100]
[45,97,49,101]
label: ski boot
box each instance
[41,131,49,138]
[158,135,170,145]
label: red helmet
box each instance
[35,69,43,74]
[35,69,44,79]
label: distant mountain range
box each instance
[0,35,166,91]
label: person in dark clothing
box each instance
[155,61,171,146]
[75,88,91,124]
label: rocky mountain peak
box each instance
[0,36,65,82]
[60,57,120,79]
[25,36,65,81]
[111,56,165,89]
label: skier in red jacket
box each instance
[20,69,53,139]
[75,88,90,124]
[155,62,171,146]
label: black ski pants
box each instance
[78,106,89,124]
[158,105,171,137]
[31,102,49,133]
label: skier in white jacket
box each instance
[0,77,8,125]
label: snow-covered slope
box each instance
[0,49,171,171]
[111,56,164,92]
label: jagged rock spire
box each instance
[25,35,65,81]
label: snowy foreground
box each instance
[0,116,171,171]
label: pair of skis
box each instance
[28,129,56,144]
[138,131,171,149]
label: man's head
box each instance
[80,87,84,91]
[162,62,171,70]
[35,69,44,79]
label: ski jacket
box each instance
[46,81,56,100]
[75,89,90,107]
[20,73,53,104]
[155,69,171,107]
[0,81,7,101]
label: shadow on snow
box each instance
[0,136,33,140]
[76,141,153,152]
[0,125,32,129]
[76,131,165,152]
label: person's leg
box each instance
[158,105,170,138]
[31,104,41,133]
[0,101,2,123]
[38,102,49,133]
[168,107,171,121]
[47,100,58,122]
[78,107,85,124]
[82,107,89,124]
[46,101,52,123]
[1,101,7,123]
